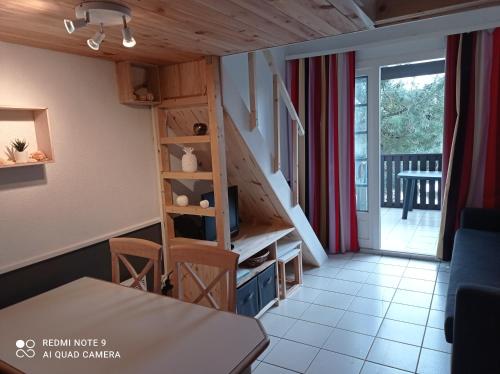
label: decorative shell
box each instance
[175,195,189,207]
[200,200,210,209]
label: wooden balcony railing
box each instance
[381,153,442,210]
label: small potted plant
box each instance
[11,138,29,163]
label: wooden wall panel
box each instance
[161,60,207,99]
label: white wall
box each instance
[222,49,290,179]
[0,41,160,273]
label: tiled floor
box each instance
[380,208,441,256]
[254,252,451,374]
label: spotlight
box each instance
[64,13,88,34]
[87,24,105,51]
[121,16,136,48]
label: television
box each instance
[201,186,239,241]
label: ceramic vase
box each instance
[176,195,189,207]
[193,123,208,136]
[181,147,197,172]
[14,150,28,163]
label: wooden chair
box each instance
[170,244,239,312]
[109,237,162,294]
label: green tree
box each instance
[380,74,444,154]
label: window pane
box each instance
[356,186,368,212]
[355,133,367,159]
[355,160,368,185]
[355,78,367,105]
[355,106,367,132]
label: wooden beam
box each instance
[273,74,281,173]
[328,0,375,29]
[248,52,258,131]
[375,0,500,25]
[262,50,305,136]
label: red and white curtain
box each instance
[438,28,500,260]
[287,53,359,254]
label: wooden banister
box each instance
[248,51,257,131]
[273,74,281,173]
[262,50,305,136]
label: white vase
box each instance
[176,195,189,207]
[181,147,197,172]
[14,150,28,163]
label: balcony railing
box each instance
[381,153,442,210]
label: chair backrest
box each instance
[170,244,239,312]
[109,237,162,294]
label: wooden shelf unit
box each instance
[116,61,161,106]
[0,106,54,169]
[160,135,210,145]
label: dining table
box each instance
[0,277,269,374]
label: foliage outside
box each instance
[380,74,444,155]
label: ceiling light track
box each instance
[63,1,136,51]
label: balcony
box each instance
[380,153,442,256]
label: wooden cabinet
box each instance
[115,61,161,106]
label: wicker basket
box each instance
[241,249,270,268]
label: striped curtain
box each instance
[287,53,359,254]
[438,28,500,260]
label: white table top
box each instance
[0,277,268,374]
[397,170,442,179]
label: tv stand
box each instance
[232,223,295,318]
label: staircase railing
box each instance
[381,153,442,210]
[251,49,305,206]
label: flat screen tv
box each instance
[201,186,239,241]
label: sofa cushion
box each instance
[445,229,500,342]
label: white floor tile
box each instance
[393,289,432,308]
[377,319,425,346]
[251,360,261,372]
[348,297,390,318]
[431,294,446,311]
[254,362,297,374]
[427,310,445,329]
[379,256,409,267]
[323,328,374,359]
[385,303,429,325]
[268,299,310,319]
[258,336,280,361]
[417,348,451,374]
[403,268,437,282]
[337,311,383,336]
[304,267,340,278]
[302,275,335,290]
[407,259,439,270]
[373,264,406,277]
[357,284,396,302]
[260,313,296,337]
[365,273,401,288]
[361,362,409,374]
[433,282,448,296]
[423,327,452,353]
[288,286,323,303]
[367,338,420,372]
[351,253,382,263]
[313,291,354,310]
[336,269,370,283]
[328,279,363,295]
[398,278,435,294]
[437,271,450,284]
[263,339,319,373]
[344,260,378,272]
[306,349,363,374]
[284,319,333,348]
[300,303,345,327]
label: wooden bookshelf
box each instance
[116,62,161,106]
[161,171,213,180]
[161,135,210,145]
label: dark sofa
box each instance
[445,208,500,374]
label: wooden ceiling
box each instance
[0,0,498,65]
